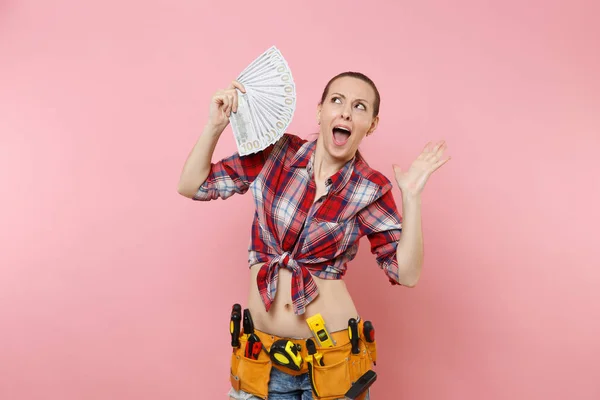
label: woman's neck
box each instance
[313,137,350,182]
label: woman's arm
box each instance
[177,80,245,198]
[392,140,450,286]
[177,123,224,198]
[394,194,423,287]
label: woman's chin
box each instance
[317,135,356,162]
[326,142,355,161]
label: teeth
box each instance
[335,126,351,133]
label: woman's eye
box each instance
[356,103,366,110]
[332,97,341,104]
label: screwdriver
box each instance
[363,320,376,365]
[242,308,261,359]
[348,318,360,354]
[363,321,375,343]
[230,304,242,348]
[243,308,255,337]
[306,338,324,366]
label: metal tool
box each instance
[344,370,377,399]
[242,308,261,359]
[244,333,262,360]
[230,303,242,348]
[243,308,255,336]
[306,313,335,347]
[305,338,324,366]
[363,320,375,343]
[348,318,360,354]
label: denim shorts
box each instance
[227,365,371,400]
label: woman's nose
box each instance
[341,107,351,120]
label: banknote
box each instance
[229,46,296,156]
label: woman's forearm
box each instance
[177,123,223,198]
[395,194,424,287]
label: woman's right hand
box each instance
[207,80,246,133]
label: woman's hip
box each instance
[228,304,376,400]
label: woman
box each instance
[178,72,450,400]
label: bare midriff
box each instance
[246,262,359,338]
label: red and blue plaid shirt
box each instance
[194,134,403,315]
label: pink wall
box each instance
[1,1,599,399]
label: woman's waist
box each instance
[247,263,358,337]
[247,296,358,338]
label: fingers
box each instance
[213,92,228,113]
[212,91,226,108]
[432,156,451,172]
[229,81,244,113]
[231,92,238,114]
[228,80,245,113]
[228,80,246,93]
[225,94,234,117]
[223,89,241,114]
[433,140,447,157]
[421,140,447,161]
[212,91,236,117]
[417,142,431,161]
[209,81,245,124]
[213,81,244,116]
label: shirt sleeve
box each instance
[359,188,403,285]
[193,143,276,201]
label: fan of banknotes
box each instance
[229,46,296,156]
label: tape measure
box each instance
[269,339,303,371]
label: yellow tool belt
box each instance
[230,319,377,400]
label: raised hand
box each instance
[393,140,450,197]
[207,80,246,132]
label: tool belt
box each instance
[229,307,377,400]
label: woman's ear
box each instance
[316,104,322,125]
[367,116,379,136]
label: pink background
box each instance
[1,0,599,399]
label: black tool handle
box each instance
[363,321,375,343]
[243,308,255,335]
[307,361,320,398]
[348,318,360,354]
[306,338,324,366]
[344,370,377,399]
[230,304,242,348]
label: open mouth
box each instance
[332,126,352,146]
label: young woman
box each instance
[178,72,450,400]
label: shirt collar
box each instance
[290,139,356,194]
[290,139,315,168]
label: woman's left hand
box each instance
[393,140,451,197]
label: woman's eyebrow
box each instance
[331,93,370,103]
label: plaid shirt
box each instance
[194,134,403,315]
